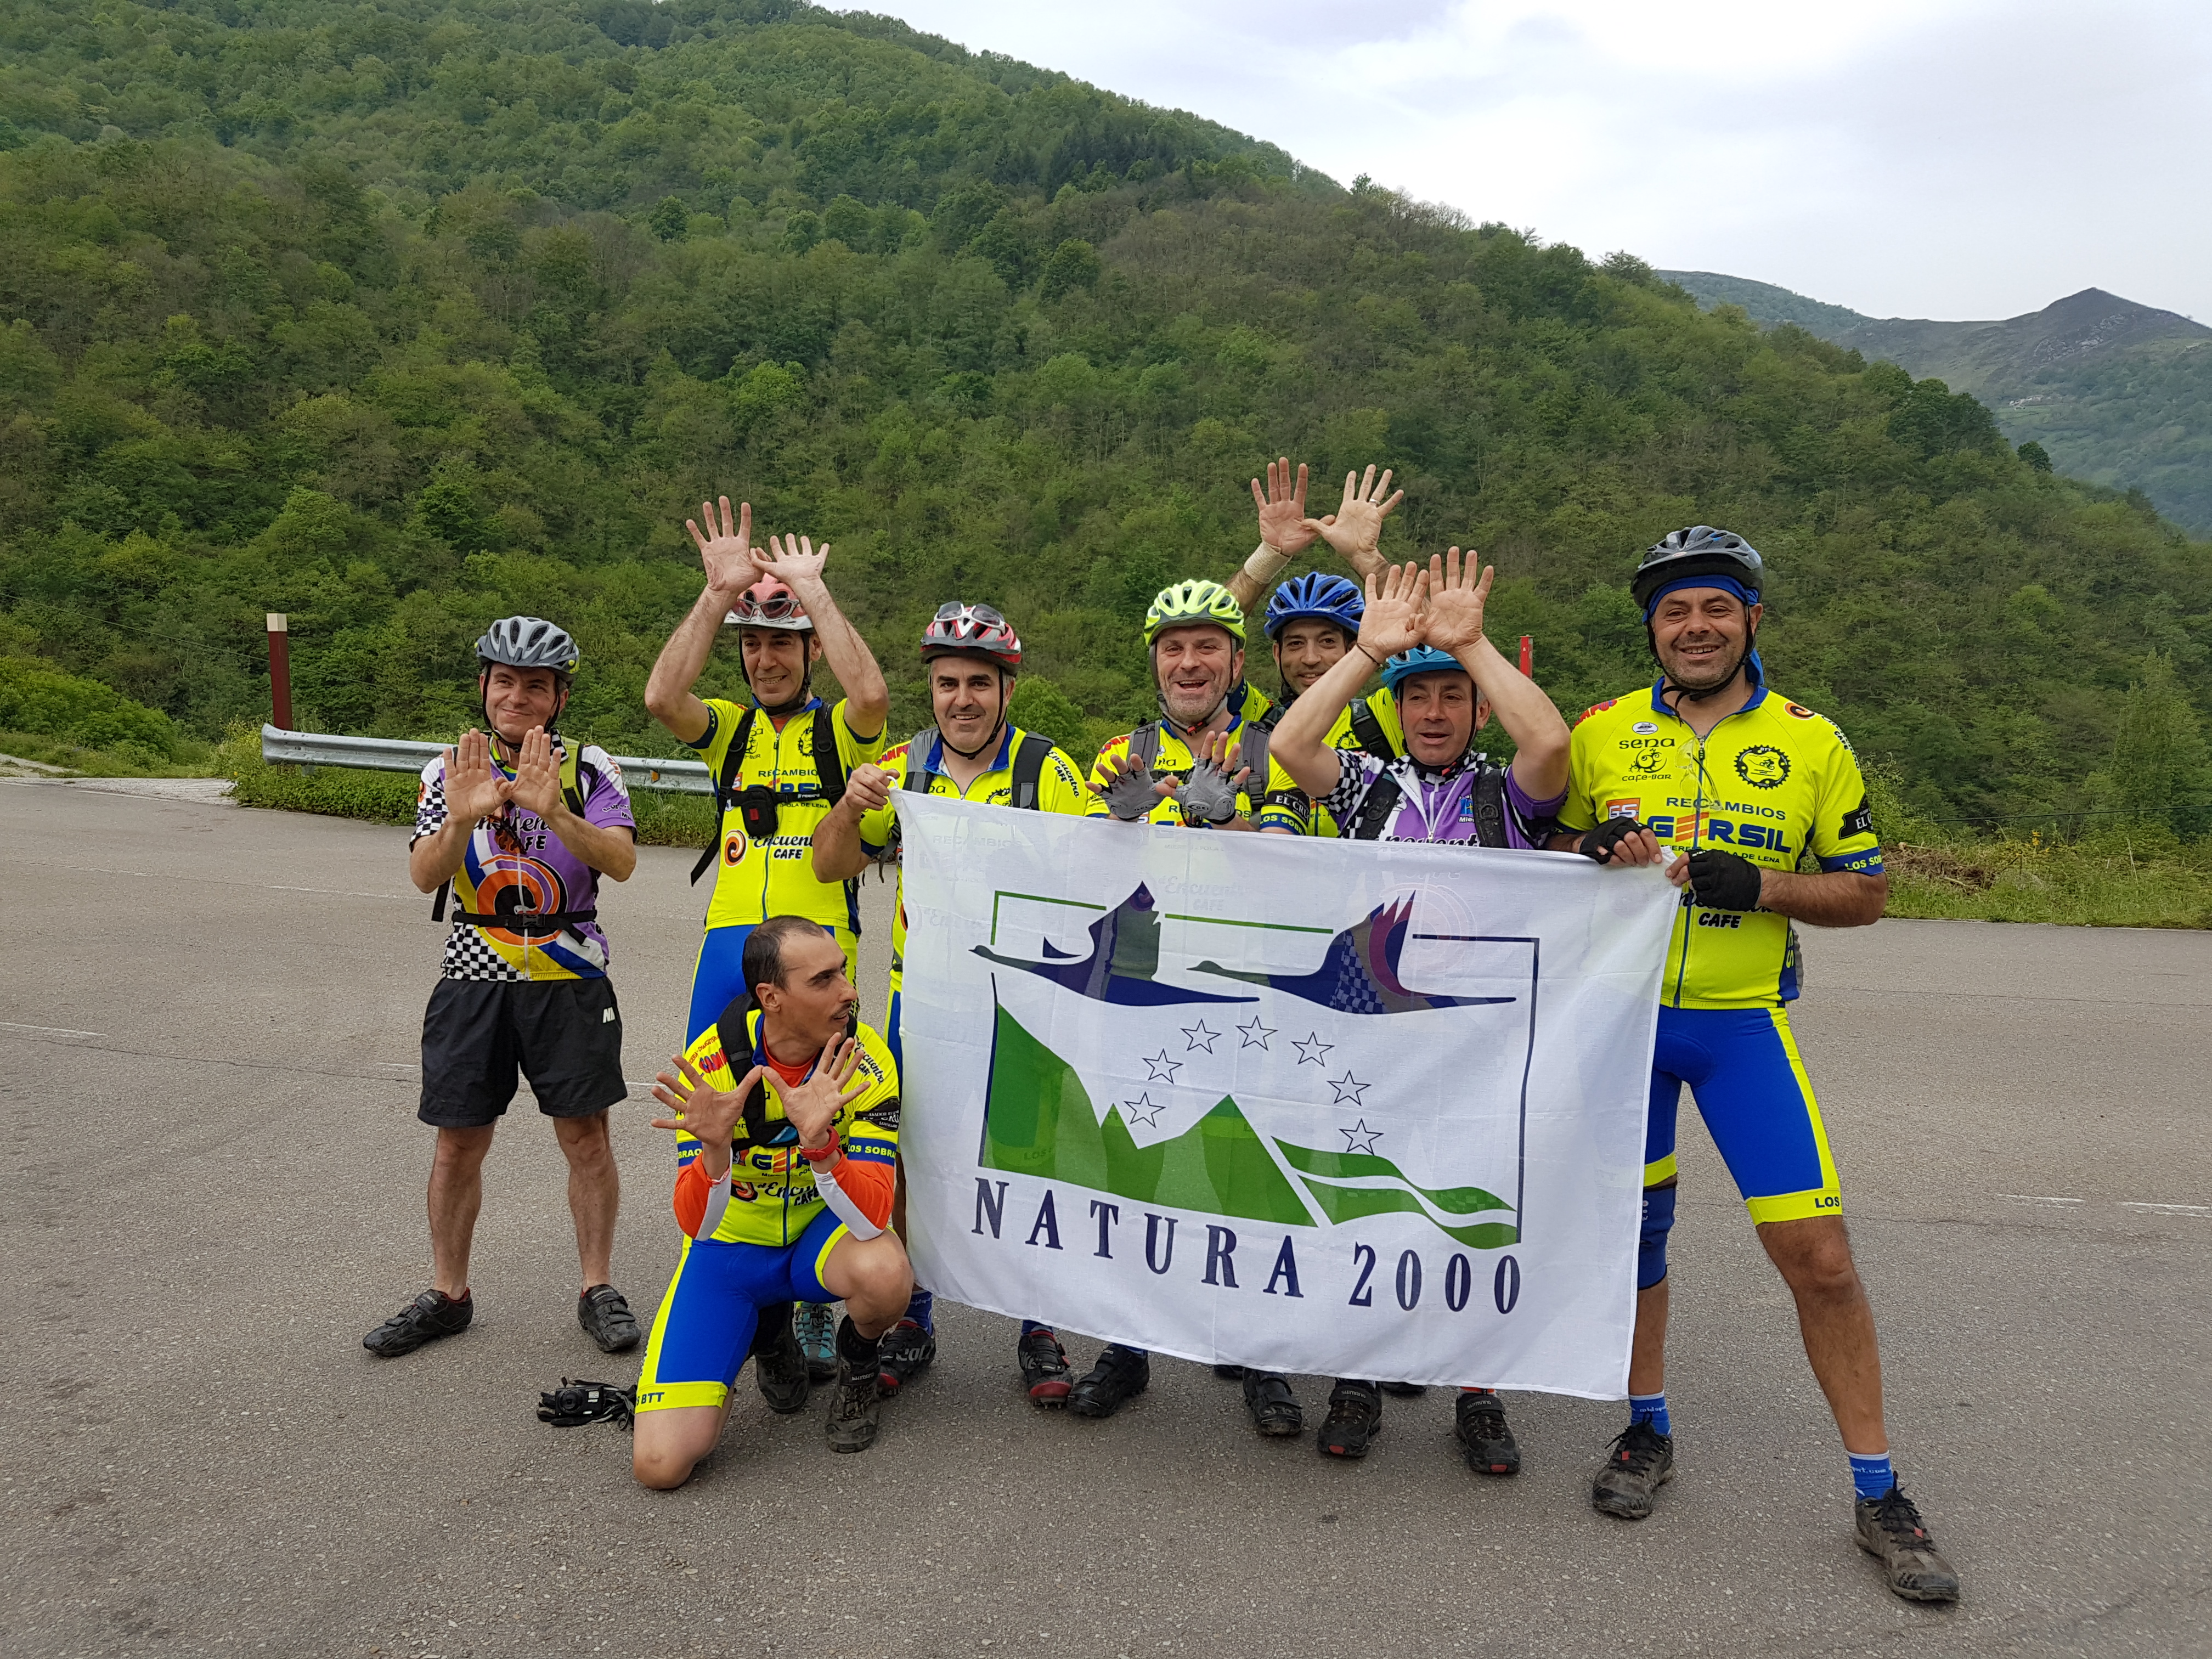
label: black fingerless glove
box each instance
[1576,817,1647,864]
[1684,848,1763,911]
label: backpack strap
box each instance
[1348,765,1406,841]
[691,705,761,886]
[1347,698,1396,763]
[1235,719,1271,800]
[1470,761,1509,849]
[1127,721,1163,776]
[1008,730,1051,810]
[810,703,849,805]
[900,729,940,792]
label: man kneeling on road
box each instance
[365,617,641,1362]
[632,916,914,1487]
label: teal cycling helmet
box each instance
[1380,646,1467,694]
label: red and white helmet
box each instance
[921,601,1022,668]
[724,576,812,631]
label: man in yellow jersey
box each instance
[633,917,913,1484]
[1550,526,1959,1604]
[1250,572,1405,837]
[1225,458,1405,728]
[366,618,643,1363]
[644,495,889,1046]
[811,603,1093,1405]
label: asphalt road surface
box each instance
[4,778,2208,1659]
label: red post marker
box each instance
[267,612,294,730]
[1519,634,1533,678]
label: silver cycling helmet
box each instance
[476,616,580,675]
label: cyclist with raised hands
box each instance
[364,618,642,1363]
[810,603,1093,1406]
[1250,573,1405,838]
[1269,552,1570,1471]
[644,497,889,1047]
[1547,527,1958,1605]
[1224,459,1406,726]
[631,916,914,1485]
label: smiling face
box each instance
[1650,588,1761,693]
[755,926,859,1057]
[739,628,821,707]
[1272,619,1354,697]
[480,664,565,746]
[1152,624,1243,728]
[930,654,1009,753]
[1397,670,1486,768]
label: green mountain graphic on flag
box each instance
[981,1001,1517,1246]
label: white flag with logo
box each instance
[894,793,1677,1397]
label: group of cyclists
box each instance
[364,458,1959,1606]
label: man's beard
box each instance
[1160,679,1226,727]
[1662,631,1751,695]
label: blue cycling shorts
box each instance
[634,1205,845,1414]
[685,922,860,1045]
[1645,1005,1843,1225]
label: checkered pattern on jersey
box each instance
[439,919,526,982]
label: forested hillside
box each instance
[1,0,2208,837]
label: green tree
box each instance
[648,196,689,242]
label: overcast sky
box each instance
[861,1,2212,324]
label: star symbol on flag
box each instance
[1329,1070,1369,1107]
[1294,1032,1334,1066]
[1144,1049,1182,1083]
[1182,1020,1221,1054]
[1121,1093,1166,1127]
[1339,1119,1383,1155]
[1237,1015,1276,1050]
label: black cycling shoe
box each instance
[1592,1421,1675,1519]
[1454,1389,1521,1475]
[750,1305,811,1414]
[1242,1370,1304,1437]
[577,1284,640,1354]
[1379,1381,1428,1398]
[1067,1344,1150,1418]
[1317,1380,1383,1458]
[825,1355,882,1453]
[1018,1327,1074,1408]
[1855,1485,1961,1603]
[363,1288,472,1358]
[876,1319,936,1396]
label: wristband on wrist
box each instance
[1240,544,1291,586]
[1355,641,1387,668]
[799,1131,841,1164]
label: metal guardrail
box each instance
[259,725,715,795]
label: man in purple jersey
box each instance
[363,617,644,1363]
[1269,550,1571,1471]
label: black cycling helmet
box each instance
[1630,526,1764,614]
[476,616,580,676]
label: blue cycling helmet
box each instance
[1380,646,1468,694]
[1263,572,1364,640]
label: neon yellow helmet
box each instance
[1143,578,1245,645]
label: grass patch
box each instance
[1883,832,2212,928]
[0,727,212,777]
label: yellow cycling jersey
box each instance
[689,696,887,935]
[856,724,1092,984]
[1255,689,1406,836]
[673,1009,900,1248]
[1228,680,1275,727]
[1558,681,1884,1009]
[1086,716,1263,826]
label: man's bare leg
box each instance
[552,1111,619,1294]
[429,1125,495,1298]
[1757,1215,1887,1454]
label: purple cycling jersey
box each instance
[1317,749,1564,848]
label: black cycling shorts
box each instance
[417,977,627,1128]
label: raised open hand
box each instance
[1305,465,1405,565]
[774,1033,872,1148]
[441,727,509,824]
[506,725,565,821]
[755,532,830,588]
[685,496,755,598]
[1357,561,1429,660]
[1421,546,1495,655]
[650,1053,764,1160]
[1159,725,1250,824]
[1250,458,1318,556]
[1092,749,1160,822]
